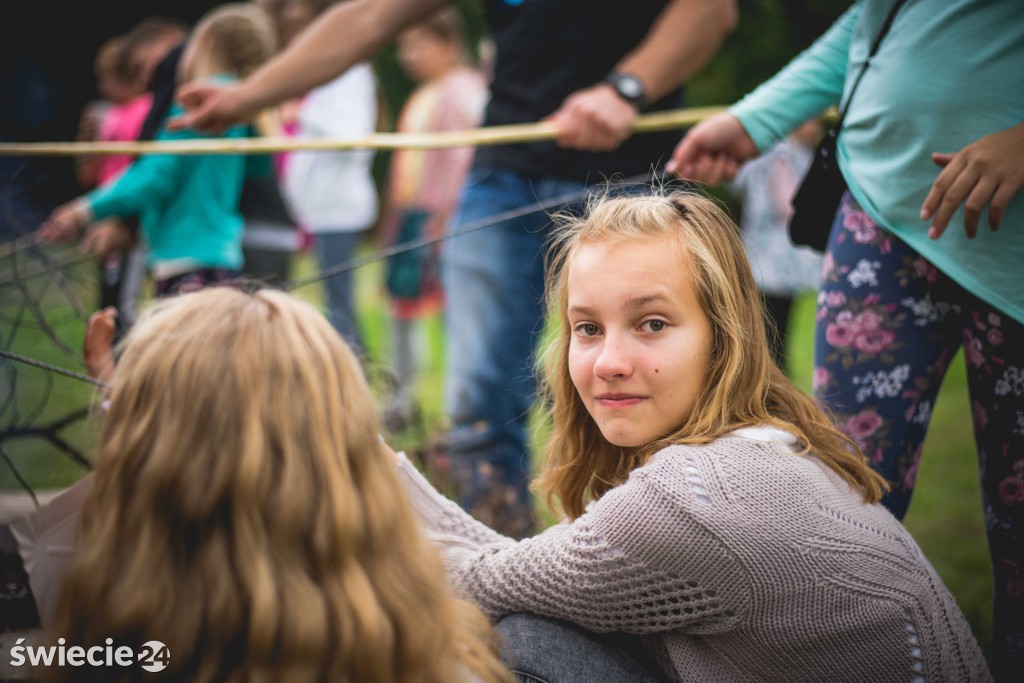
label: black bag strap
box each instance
[834,0,911,131]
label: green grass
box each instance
[1,249,993,659]
[0,253,101,490]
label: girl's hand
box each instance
[38,199,92,243]
[921,122,1024,239]
[84,308,117,386]
[171,81,252,134]
[81,219,137,260]
[666,112,757,186]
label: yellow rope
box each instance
[0,106,726,157]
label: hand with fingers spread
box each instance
[38,199,93,244]
[921,122,1024,240]
[84,307,118,386]
[665,112,757,185]
[547,84,639,152]
[169,81,252,134]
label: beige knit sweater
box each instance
[396,434,991,682]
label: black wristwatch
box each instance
[604,71,648,110]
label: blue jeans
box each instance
[496,613,665,683]
[315,230,365,355]
[442,167,586,538]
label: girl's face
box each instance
[131,33,182,91]
[97,70,135,105]
[567,237,712,448]
[397,27,458,83]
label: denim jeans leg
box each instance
[496,613,665,683]
[315,230,365,355]
[442,168,585,537]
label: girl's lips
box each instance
[596,395,646,408]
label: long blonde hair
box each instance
[538,190,887,519]
[49,288,507,683]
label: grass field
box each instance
[0,247,993,660]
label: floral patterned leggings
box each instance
[814,192,1022,676]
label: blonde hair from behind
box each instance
[191,3,278,80]
[538,189,888,519]
[48,288,507,683]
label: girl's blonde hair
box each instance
[195,3,278,79]
[49,288,507,683]
[538,190,887,519]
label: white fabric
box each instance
[9,475,93,628]
[282,63,379,233]
[728,425,801,452]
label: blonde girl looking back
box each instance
[539,190,882,518]
[390,191,991,682]
[46,288,506,683]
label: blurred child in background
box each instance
[39,4,277,298]
[75,34,152,325]
[729,118,824,369]
[264,0,380,354]
[381,8,487,427]
[76,37,137,190]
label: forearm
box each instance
[616,0,738,102]
[237,0,449,111]
[445,475,746,635]
[88,155,177,220]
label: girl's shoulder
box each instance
[637,431,815,498]
[640,432,866,516]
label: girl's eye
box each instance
[575,323,600,337]
[642,319,667,333]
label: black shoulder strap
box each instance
[836,0,911,129]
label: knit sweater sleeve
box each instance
[396,454,748,635]
[730,2,859,151]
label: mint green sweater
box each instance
[87,90,260,273]
[731,0,1024,324]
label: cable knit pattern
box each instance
[396,437,991,682]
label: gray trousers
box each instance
[496,614,666,683]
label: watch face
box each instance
[618,76,643,99]
[608,72,646,107]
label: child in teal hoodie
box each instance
[41,3,277,296]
